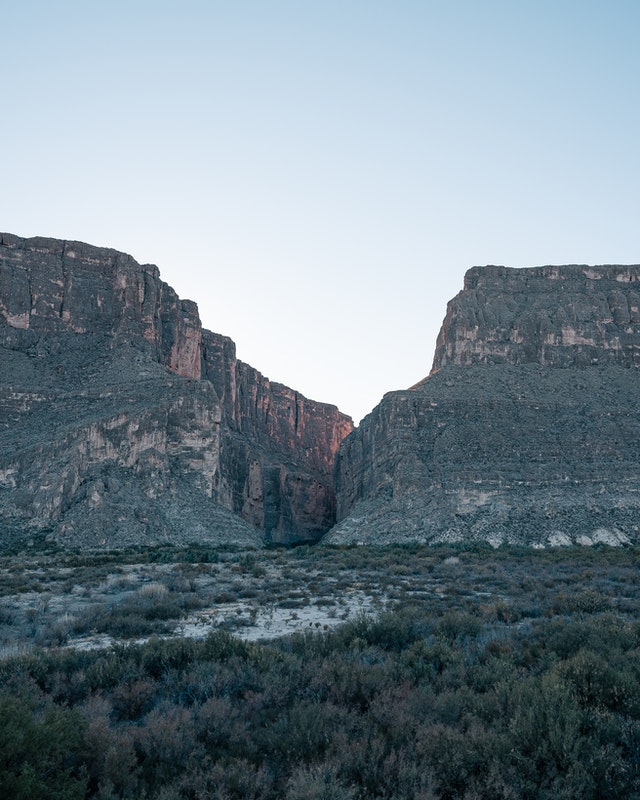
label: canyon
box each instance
[3,234,640,549]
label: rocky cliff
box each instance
[432,264,640,370]
[328,264,640,547]
[0,233,352,548]
[201,331,352,543]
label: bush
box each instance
[0,682,87,800]
[3,546,640,799]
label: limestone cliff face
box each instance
[0,232,203,378]
[329,265,640,547]
[432,264,640,371]
[0,233,352,548]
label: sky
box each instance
[2,1,640,424]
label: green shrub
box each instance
[0,683,87,800]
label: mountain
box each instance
[328,264,640,547]
[0,233,352,549]
[6,236,639,551]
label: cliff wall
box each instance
[201,331,352,543]
[0,232,203,378]
[329,264,640,547]
[0,233,352,548]
[432,264,640,371]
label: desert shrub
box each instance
[0,681,87,800]
[435,610,483,644]
[81,695,140,798]
[398,639,459,682]
[139,636,198,678]
[178,757,273,800]
[556,648,640,714]
[0,601,14,624]
[213,590,237,603]
[195,694,250,756]
[110,678,158,721]
[201,629,253,662]
[135,703,200,791]
[83,646,146,692]
[278,597,307,609]
[285,765,356,800]
[4,547,640,798]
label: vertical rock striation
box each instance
[328,264,640,547]
[0,233,352,548]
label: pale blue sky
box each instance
[3,1,639,422]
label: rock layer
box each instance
[0,233,352,548]
[328,264,640,547]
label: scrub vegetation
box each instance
[1,543,640,798]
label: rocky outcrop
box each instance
[432,264,640,370]
[0,233,352,548]
[0,232,203,378]
[328,264,640,547]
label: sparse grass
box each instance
[0,542,639,652]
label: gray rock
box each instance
[0,233,352,549]
[432,264,640,370]
[328,265,640,547]
[201,330,353,544]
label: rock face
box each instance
[201,332,352,544]
[433,264,640,370]
[0,233,352,549]
[328,264,640,547]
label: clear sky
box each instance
[3,1,639,423]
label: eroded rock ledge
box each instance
[432,264,640,370]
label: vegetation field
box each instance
[1,543,640,799]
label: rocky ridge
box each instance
[328,264,640,547]
[0,233,352,548]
